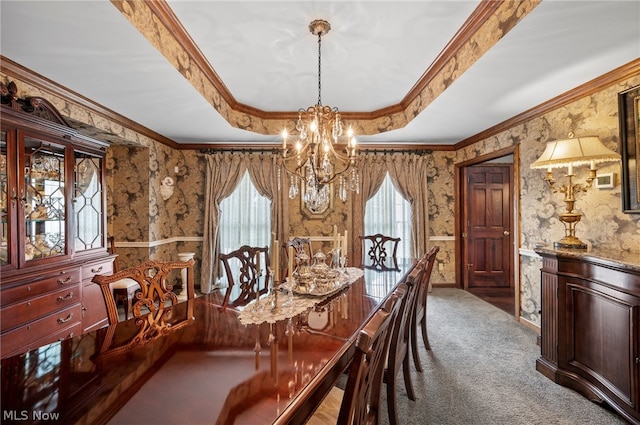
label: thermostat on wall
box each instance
[595,172,615,189]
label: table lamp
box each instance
[530,133,620,249]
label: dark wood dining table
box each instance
[0,260,414,425]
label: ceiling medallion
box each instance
[281,19,359,214]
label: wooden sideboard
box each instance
[535,247,640,424]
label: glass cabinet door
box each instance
[74,154,103,252]
[24,136,67,262]
[1,131,11,268]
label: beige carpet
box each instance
[379,288,629,425]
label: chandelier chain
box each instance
[317,31,322,106]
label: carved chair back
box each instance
[218,245,270,308]
[285,237,313,259]
[92,258,195,325]
[360,233,401,270]
[281,237,313,279]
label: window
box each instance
[364,173,411,259]
[219,171,271,254]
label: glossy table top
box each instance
[0,260,414,425]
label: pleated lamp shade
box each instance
[531,136,620,169]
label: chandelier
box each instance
[281,19,359,214]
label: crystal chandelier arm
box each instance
[281,155,309,181]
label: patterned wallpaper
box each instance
[106,144,205,282]
[459,76,640,325]
[426,151,457,284]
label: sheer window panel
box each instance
[219,170,271,259]
[364,173,411,260]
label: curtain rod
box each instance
[199,148,279,154]
[200,147,432,155]
[359,148,432,155]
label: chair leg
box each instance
[421,316,431,350]
[402,355,416,401]
[410,323,423,372]
[386,372,399,425]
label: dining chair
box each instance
[410,246,440,372]
[92,258,195,325]
[282,237,313,278]
[286,237,313,259]
[307,291,402,425]
[218,245,270,308]
[384,264,423,425]
[359,234,401,270]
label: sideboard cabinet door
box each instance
[562,277,639,413]
[536,248,640,425]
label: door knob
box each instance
[503,230,510,236]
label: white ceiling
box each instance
[1,1,639,146]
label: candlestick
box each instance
[343,230,348,258]
[288,246,295,283]
[274,239,280,283]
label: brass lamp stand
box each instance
[543,165,597,249]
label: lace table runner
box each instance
[239,267,363,326]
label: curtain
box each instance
[387,153,429,260]
[201,153,247,293]
[351,154,388,267]
[247,153,289,274]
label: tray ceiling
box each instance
[1,1,638,147]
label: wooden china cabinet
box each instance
[0,81,115,359]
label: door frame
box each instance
[454,145,520,317]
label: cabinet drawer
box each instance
[81,259,114,282]
[0,304,82,359]
[1,268,81,306]
[1,285,81,332]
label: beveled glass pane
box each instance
[1,132,8,266]
[74,155,103,251]
[24,137,65,261]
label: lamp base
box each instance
[556,211,587,250]
[554,235,587,250]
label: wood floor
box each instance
[466,287,515,316]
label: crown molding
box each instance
[455,58,640,150]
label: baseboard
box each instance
[431,283,458,288]
[518,316,540,333]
